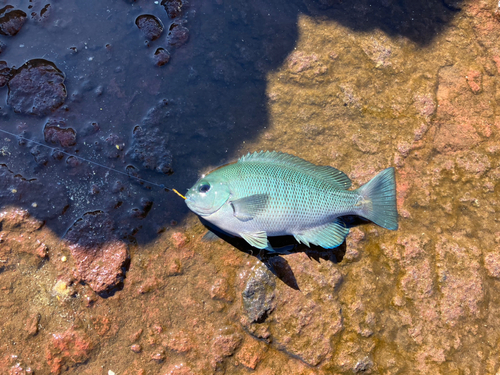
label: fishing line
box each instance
[0,128,187,200]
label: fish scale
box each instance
[185,151,398,251]
[221,162,356,231]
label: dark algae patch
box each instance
[4,0,500,374]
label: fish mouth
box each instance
[185,194,228,217]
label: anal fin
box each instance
[241,231,273,251]
[294,219,349,249]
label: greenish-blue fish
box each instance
[185,151,398,251]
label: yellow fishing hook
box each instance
[172,189,186,200]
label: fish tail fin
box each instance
[355,167,398,230]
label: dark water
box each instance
[0,0,461,245]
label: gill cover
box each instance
[185,176,231,216]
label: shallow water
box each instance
[2,0,500,374]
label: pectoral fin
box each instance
[294,219,349,249]
[241,231,273,250]
[231,194,269,222]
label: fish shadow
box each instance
[200,216,368,290]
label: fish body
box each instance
[185,151,398,251]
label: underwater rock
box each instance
[160,363,196,375]
[30,3,51,22]
[165,329,194,353]
[466,70,482,94]
[413,93,436,118]
[154,47,171,66]
[0,6,27,36]
[167,23,189,47]
[135,14,164,41]
[162,0,183,18]
[0,165,69,219]
[43,119,77,147]
[484,252,500,278]
[235,337,268,370]
[435,237,484,326]
[241,254,343,366]
[7,59,66,116]
[128,125,173,174]
[0,40,6,54]
[0,60,9,87]
[65,211,128,294]
[211,333,242,364]
[242,264,276,323]
[0,209,48,269]
[45,328,92,374]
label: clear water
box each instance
[3,0,499,374]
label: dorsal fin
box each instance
[238,151,351,189]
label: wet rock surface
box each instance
[7,59,66,116]
[242,264,276,323]
[0,164,69,220]
[0,6,27,36]
[64,211,128,294]
[167,23,189,47]
[162,0,184,19]
[43,119,77,148]
[45,328,92,374]
[129,125,173,174]
[135,14,164,41]
[1,0,500,374]
[154,47,171,66]
[0,60,9,87]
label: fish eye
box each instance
[199,183,211,193]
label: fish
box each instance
[185,151,398,251]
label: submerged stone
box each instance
[135,14,164,41]
[0,6,27,36]
[167,23,189,47]
[128,125,173,174]
[154,47,171,66]
[162,0,183,18]
[242,265,276,323]
[65,211,128,294]
[43,119,77,147]
[7,59,66,116]
[0,60,9,87]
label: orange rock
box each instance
[235,337,268,370]
[45,328,92,374]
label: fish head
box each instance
[185,174,231,216]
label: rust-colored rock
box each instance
[65,211,128,294]
[130,344,142,353]
[484,252,500,278]
[45,328,92,374]
[466,70,482,94]
[210,277,233,302]
[69,240,128,294]
[242,260,343,366]
[165,330,194,353]
[25,313,40,337]
[161,363,195,375]
[235,337,268,370]
[211,333,242,364]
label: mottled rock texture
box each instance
[1,0,500,374]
